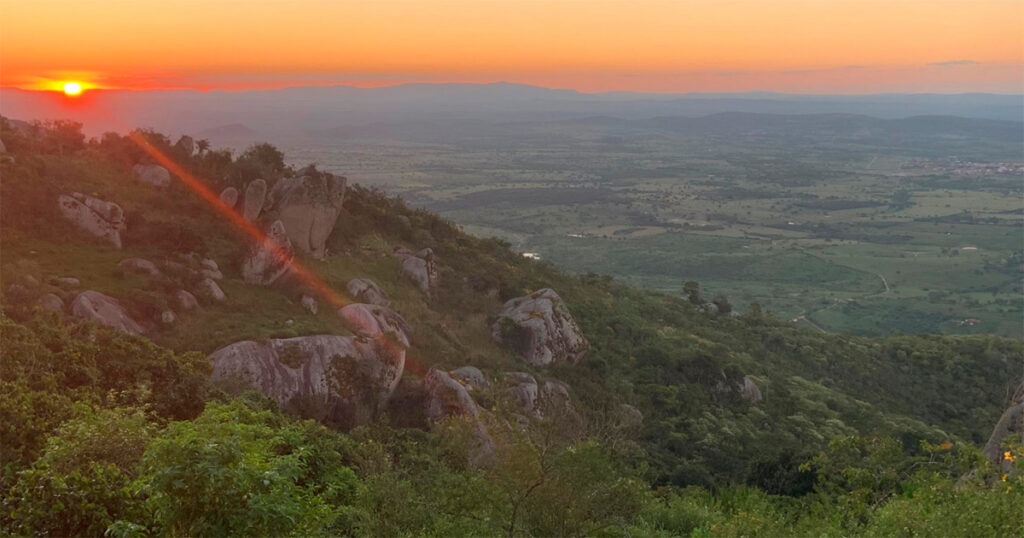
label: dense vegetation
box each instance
[1,119,1022,536]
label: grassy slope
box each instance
[2,149,1021,486]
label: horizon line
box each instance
[2,81,1023,98]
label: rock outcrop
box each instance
[242,179,267,222]
[491,288,589,367]
[337,303,413,348]
[175,135,195,156]
[507,372,539,415]
[70,290,145,334]
[263,173,347,259]
[422,368,495,466]
[219,187,239,209]
[739,376,763,403]
[347,278,391,307]
[983,380,1024,470]
[210,334,405,428]
[396,248,438,295]
[57,193,126,249]
[241,220,294,285]
[424,369,482,420]
[132,164,172,187]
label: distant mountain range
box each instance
[1,83,1021,146]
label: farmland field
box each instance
[283,113,1024,337]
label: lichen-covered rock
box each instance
[132,164,171,187]
[492,288,589,367]
[219,187,239,209]
[346,278,391,307]
[337,303,413,348]
[242,179,267,222]
[452,366,488,391]
[173,289,199,310]
[57,193,125,249]
[424,369,481,420]
[119,258,162,278]
[210,334,405,428]
[983,379,1024,470]
[70,290,145,334]
[241,220,294,285]
[263,173,347,259]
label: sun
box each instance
[62,82,83,96]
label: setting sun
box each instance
[62,82,83,96]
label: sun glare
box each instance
[62,81,83,96]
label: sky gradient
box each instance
[2,0,1022,93]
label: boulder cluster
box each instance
[33,155,648,470]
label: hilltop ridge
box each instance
[1,118,1021,536]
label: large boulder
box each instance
[347,278,391,307]
[219,187,239,209]
[210,334,405,428]
[397,248,438,296]
[492,289,589,367]
[983,380,1024,470]
[242,179,267,222]
[507,372,539,415]
[424,369,481,420]
[264,173,347,259]
[57,192,126,249]
[241,220,294,285]
[422,369,495,466]
[175,135,195,156]
[337,303,413,348]
[70,290,145,334]
[132,164,172,187]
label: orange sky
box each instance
[2,0,1022,93]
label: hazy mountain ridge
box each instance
[2,83,1020,143]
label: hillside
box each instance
[1,118,1022,537]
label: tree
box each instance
[3,405,155,537]
[682,281,702,304]
[129,400,358,537]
